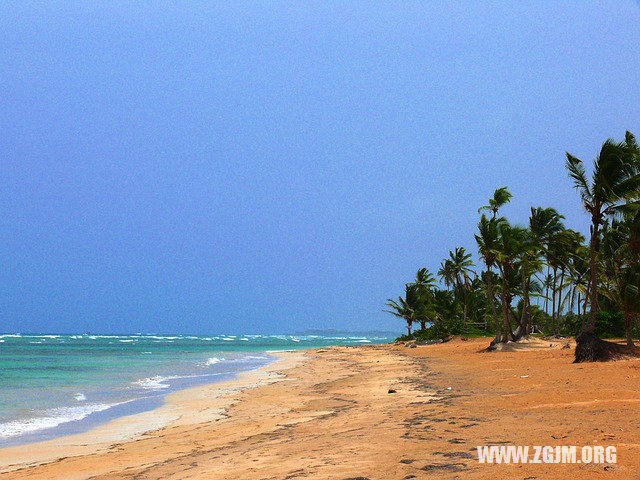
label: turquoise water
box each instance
[0,333,390,446]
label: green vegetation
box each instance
[385,132,640,361]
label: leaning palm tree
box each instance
[566,131,640,361]
[478,187,513,218]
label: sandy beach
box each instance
[1,339,639,479]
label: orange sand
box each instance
[1,338,639,479]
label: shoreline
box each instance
[4,339,640,479]
[0,351,306,474]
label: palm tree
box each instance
[411,268,437,330]
[515,228,543,337]
[566,131,640,337]
[600,215,640,346]
[413,268,436,290]
[478,187,513,218]
[555,230,585,327]
[493,221,527,342]
[475,214,505,343]
[385,283,430,336]
[565,245,590,320]
[528,207,565,331]
[439,248,475,329]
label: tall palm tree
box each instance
[528,207,565,329]
[411,268,437,330]
[493,221,526,342]
[439,248,475,329]
[555,230,585,322]
[475,214,505,343]
[515,228,543,336]
[478,187,513,218]
[566,131,640,336]
[600,215,640,346]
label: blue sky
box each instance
[1,1,640,334]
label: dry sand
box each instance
[1,337,639,479]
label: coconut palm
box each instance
[410,268,437,330]
[439,248,475,329]
[475,214,505,343]
[566,131,640,337]
[385,283,430,336]
[493,221,527,342]
[515,228,544,336]
[478,187,513,218]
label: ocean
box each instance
[0,333,391,447]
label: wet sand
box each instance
[1,338,639,479]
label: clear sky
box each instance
[2,1,640,334]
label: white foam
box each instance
[74,393,86,401]
[0,403,117,438]
[119,339,136,343]
[204,357,225,366]
[131,376,172,390]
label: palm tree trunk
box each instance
[500,268,512,343]
[486,267,501,344]
[551,267,557,335]
[406,321,412,336]
[624,305,634,347]
[557,268,565,335]
[520,269,530,337]
[459,280,467,329]
[545,264,550,315]
[583,220,599,334]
